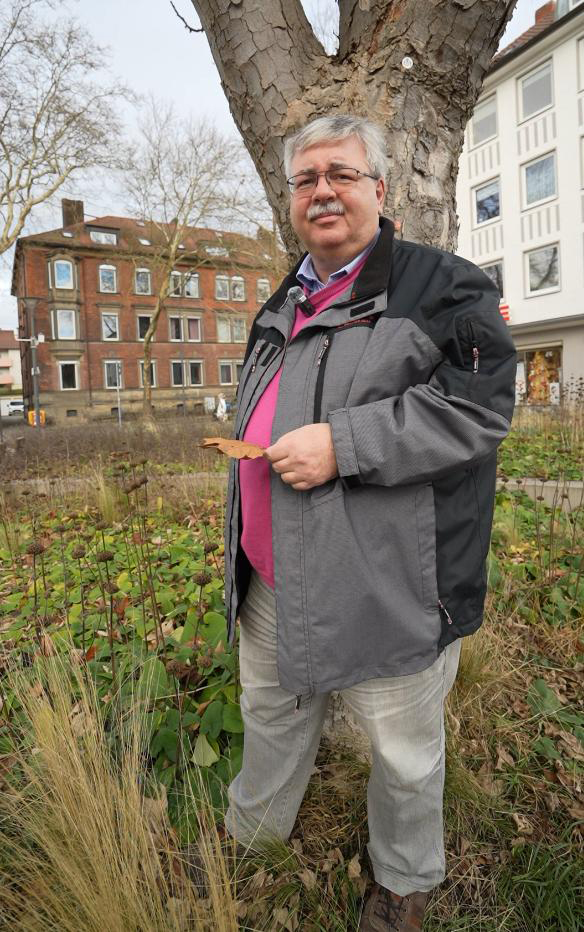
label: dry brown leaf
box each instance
[558,732,584,762]
[566,802,584,821]
[511,813,533,835]
[347,854,361,879]
[299,868,317,891]
[495,745,515,770]
[201,437,265,460]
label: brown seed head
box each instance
[194,571,213,587]
[72,546,86,560]
[26,540,45,556]
[203,541,218,554]
[95,550,115,563]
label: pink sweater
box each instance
[240,258,366,589]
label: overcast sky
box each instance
[0,0,544,328]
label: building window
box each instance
[55,309,76,340]
[523,152,556,207]
[137,315,151,340]
[471,96,497,147]
[54,260,74,289]
[188,360,203,386]
[520,61,553,121]
[480,261,504,301]
[66,409,78,417]
[101,311,119,341]
[104,360,122,389]
[99,264,117,293]
[526,243,560,295]
[217,316,246,342]
[169,270,182,297]
[516,347,562,405]
[138,237,151,246]
[135,268,151,295]
[58,361,79,390]
[215,274,229,300]
[474,178,500,224]
[219,359,244,385]
[256,278,271,303]
[171,360,184,386]
[89,229,118,245]
[139,360,157,388]
[186,317,201,341]
[231,276,246,301]
[184,271,199,298]
[169,316,182,341]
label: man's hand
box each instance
[265,424,338,491]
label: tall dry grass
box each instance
[0,658,239,932]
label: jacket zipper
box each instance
[467,320,479,374]
[313,333,333,423]
[438,599,454,626]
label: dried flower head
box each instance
[194,571,213,587]
[165,659,202,687]
[203,541,218,554]
[26,540,45,556]
[71,546,86,560]
[54,524,67,534]
[95,550,114,563]
[104,580,118,595]
[95,521,108,531]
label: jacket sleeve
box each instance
[328,257,517,489]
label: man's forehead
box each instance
[291,137,367,170]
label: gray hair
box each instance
[284,114,388,181]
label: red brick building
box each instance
[11,199,281,423]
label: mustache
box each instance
[306,201,345,220]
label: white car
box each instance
[6,399,24,416]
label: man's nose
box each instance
[312,173,336,199]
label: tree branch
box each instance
[170,1,204,33]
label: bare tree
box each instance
[124,101,274,414]
[0,0,129,256]
[185,0,517,256]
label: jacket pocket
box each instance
[415,483,439,610]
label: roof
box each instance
[494,2,556,63]
[0,329,18,350]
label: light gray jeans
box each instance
[225,571,461,896]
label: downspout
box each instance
[81,253,93,407]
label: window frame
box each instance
[101,310,120,342]
[521,150,557,210]
[518,60,553,123]
[171,359,185,387]
[231,317,247,343]
[218,359,244,386]
[473,176,501,227]
[186,316,202,342]
[187,359,204,386]
[103,359,123,390]
[139,359,157,389]
[55,308,77,340]
[169,270,182,297]
[524,242,561,297]
[53,259,74,290]
[470,95,497,149]
[230,275,246,302]
[215,274,230,301]
[256,278,271,304]
[137,314,152,341]
[479,260,504,302]
[98,264,117,294]
[134,267,152,295]
[58,360,79,391]
[184,271,200,298]
[169,316,183,342]
[89,229,118,245]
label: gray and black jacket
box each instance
[225,218,516,696]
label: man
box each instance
[222,114,516,930]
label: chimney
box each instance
[535,2,556,25]
[61,198,84,228]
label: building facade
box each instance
[456,0,584,404]
[0,330,22,395]
[11,200,281,423]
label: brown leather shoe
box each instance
[359,882,429,931]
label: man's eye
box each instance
[295,175,315,189]
[330,170,354,183]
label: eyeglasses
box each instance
[286,167,379,196]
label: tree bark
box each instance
[190,0,517,256]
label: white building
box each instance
[456,0,584,404]
[0,329,22,395]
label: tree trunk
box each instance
[190,0,517,256]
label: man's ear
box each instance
[376,178,386,213]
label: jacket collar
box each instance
[261,216,395,316]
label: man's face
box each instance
[288,135,385,261]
